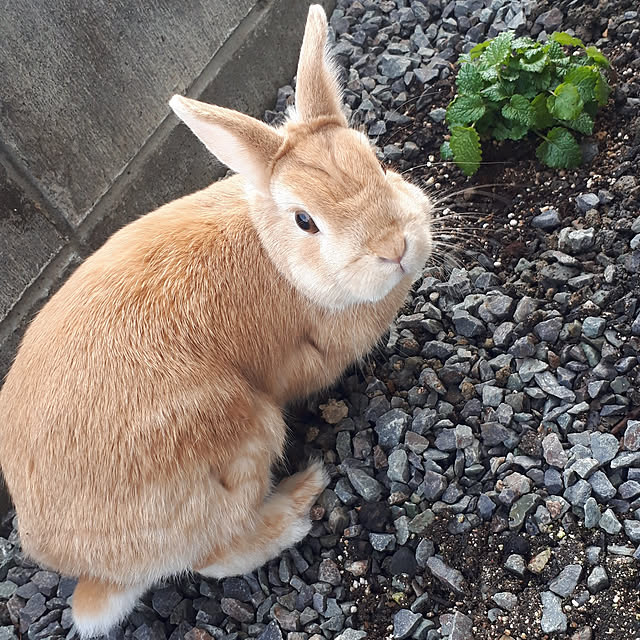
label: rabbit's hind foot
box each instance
[198,461,329,579]
[72,578,147,638]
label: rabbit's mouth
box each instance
[336,251,427,308]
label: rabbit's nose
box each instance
[375,236,406,266]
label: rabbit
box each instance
[0,4,433,637]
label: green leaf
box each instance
[523,47,543,60]
[474,115,494,137]
[584,101,598,118]
[536,127,582,168]
[519,50,548,73]
[475,101,501,127]
[481,83,512,101]
[504,122,529,141]
[492,118,527,141]
[446,94,486,126]
[512,36,537,51]
[440,141,454,161]
[481,31,513,67]
[456,63,484,93]
[564,111,594,135]
[531,93,555,129]
[564,67,597,102]
[550,32,585,49]
[547,83,584,120]
[531,68,552,91]
[586,46,610,68]
[479,66,500,81]
[468,40,491,60]
[492,119,511,141]
[547,41,570,64]
[515,73,541,100]
[502,94,534,126]
[594,74,611,106]
[450,126,482,176]
[500,64,521,81]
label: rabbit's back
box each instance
[0,177,292,579]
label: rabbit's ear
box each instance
[170,96,283,191]
[294,5,348,126]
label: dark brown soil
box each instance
[340,511,640,640]
[428,517,640,639]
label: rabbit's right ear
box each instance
[294,5,348,126]
[170,96,283,192]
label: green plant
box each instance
[441,31,612,176]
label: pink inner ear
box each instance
[170,96,281,191]
[189,120,264,183]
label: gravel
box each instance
[599,509,623,535]
[2,0,640,639]
[540,591,567,634]
[425,557,465,596]
[542,432,568,468]
[624,420,640,450]
[587,566,610,594]
[548,564,582,598]
[491,591,517,612]
[531,209,561,231]
[392,609,422,639]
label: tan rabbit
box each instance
[0,5,432,637]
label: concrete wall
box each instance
[0,0,335,382]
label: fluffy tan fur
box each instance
[0,5,432,637]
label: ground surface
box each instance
[1,1,640,639]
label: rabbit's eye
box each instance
[295,211,319,234]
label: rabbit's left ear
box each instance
[170,95,283,192]
[294,5,348,126]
